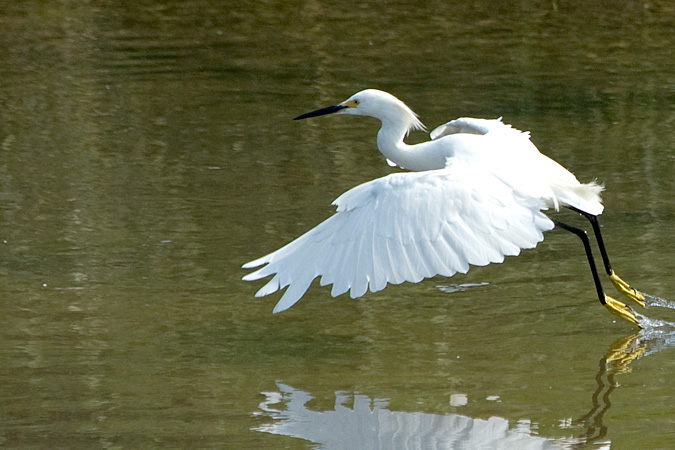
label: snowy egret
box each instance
[243,89,649,326]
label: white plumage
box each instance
[243,89,604,313]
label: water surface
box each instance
[1,1,674,448]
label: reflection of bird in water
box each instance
[255,382,581,449]
[578,321,675,444]
[243,89,662,326]
[255,324,675,449]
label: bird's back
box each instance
[432,118,604,215]
[430,117,516,139]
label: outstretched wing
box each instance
[243,162,554,313]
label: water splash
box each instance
[635,311,675,338]
[633,292,675,331]
[635,313,675,333]
[643,293,675,310]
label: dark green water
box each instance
[1,1,674,448]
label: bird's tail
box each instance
[556,180,604,216]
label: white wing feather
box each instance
[430,117,513,140]
[243,161,554,313]
[432,118,604,215]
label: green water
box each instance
[1,1,674,448]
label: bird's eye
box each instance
[354,99,360,105]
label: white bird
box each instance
[243,89,649,326]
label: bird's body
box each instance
[351,90,603,214]
[243,89,647,325]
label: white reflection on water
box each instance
[436,282,490,294]
[253,324,675,450]
[254,383,582,450]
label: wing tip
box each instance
[242,269,267,281]
[272,292,302,314]
[242,258,266,269]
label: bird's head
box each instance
[294,89,425,134]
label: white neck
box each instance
[376,120,446,171]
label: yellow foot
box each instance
[609,270,646,308]
[604,295,641,327]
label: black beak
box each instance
[293,104,348,120]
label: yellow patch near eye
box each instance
[343,99,359,108]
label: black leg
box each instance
[566,206,646,307]
[566,206,612,275]
[552,219,606,305]
[553,219,641,327]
